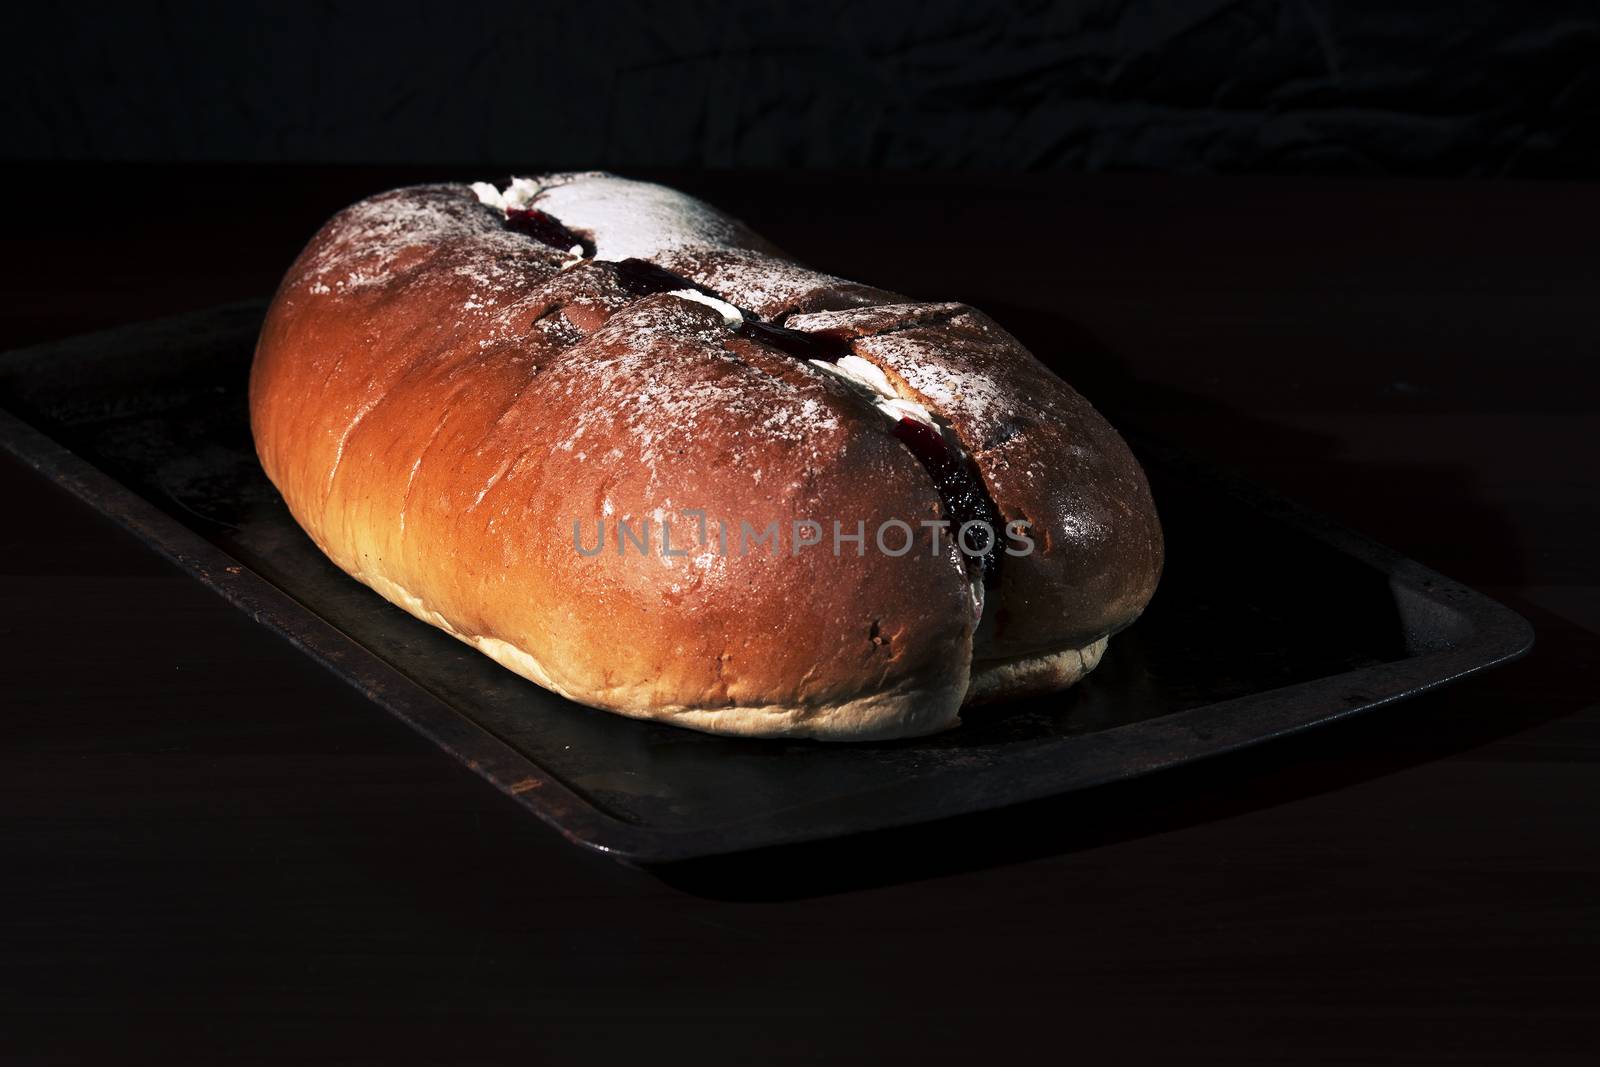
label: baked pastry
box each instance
[249,173,1162,740]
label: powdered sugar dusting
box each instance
[550,298,843,478]
[530,174,761,262]
[859,331,1011,427]
[298,186,535,298]
[451,259,522,312]
[783,304,1021,432]
[293,179,1029,503]
[657,249,891,319]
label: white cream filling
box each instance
[810,355,938,428]
[471,177,542,211]
[668,289,745,327]
[474,178,587,268]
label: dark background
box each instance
[6,0,1600,177]
[4,4,1599,1064]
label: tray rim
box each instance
[0,306,1535,864]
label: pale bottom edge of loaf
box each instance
[359,568,1104,742]
[964,636,1110,707]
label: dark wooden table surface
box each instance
[2,167,1596,1064]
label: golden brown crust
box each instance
[783,303,1165,659]
[250,175,1161,740]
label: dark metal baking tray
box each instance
[0,301,1533,863]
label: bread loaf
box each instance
[249,173,1162,740]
